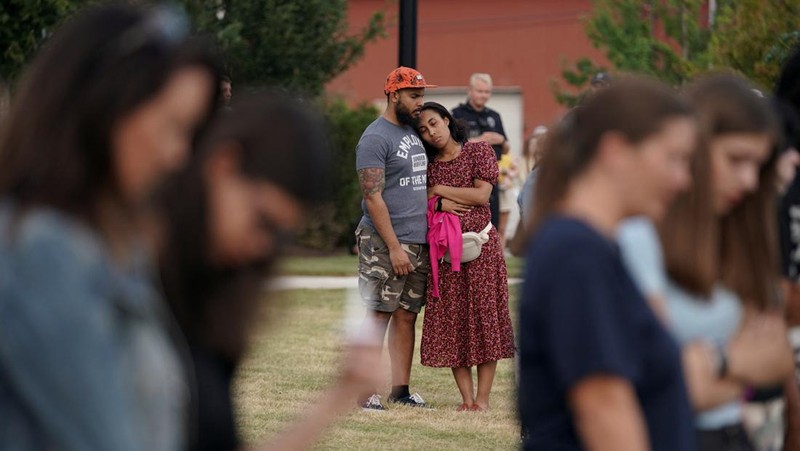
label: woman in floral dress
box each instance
[416,102,515,411]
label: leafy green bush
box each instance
[296,98,379,250]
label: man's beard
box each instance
[395,103,417,126]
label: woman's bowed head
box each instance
[417,102,476,216]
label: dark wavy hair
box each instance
[417,101,468,161]
[0,3,221,227]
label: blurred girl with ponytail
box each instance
[517,77,698,451]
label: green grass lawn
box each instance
[278,254,359,276]
[234,288,521,450]
[279,254,525,278]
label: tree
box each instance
[711,0,800,89]
[0,0,93,82]
[553,0,710,105]
[553,0,799,105]
[179,0,386,96]
[586,0,709,84]
[550,57,606,108]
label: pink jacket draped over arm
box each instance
[426,196,462,298]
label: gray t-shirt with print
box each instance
[356,116,428,244]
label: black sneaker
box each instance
[387,392,429,408]
[361,394,386,411]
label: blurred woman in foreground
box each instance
[0,4,219,450]
[518,77,697,450]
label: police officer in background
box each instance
[452,73,507,228]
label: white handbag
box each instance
[444,222,492,263]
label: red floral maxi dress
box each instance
[421,141,516,368]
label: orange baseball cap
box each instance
[384,66,437,95]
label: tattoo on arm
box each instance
[358,168,385,197]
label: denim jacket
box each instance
[0,202,187,451]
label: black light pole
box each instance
[398,0,417,68]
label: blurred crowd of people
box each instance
[516,58,800,451]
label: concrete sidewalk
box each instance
[267,276,523,291]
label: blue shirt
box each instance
[519,216,695,451]
[0,203,186,451]
[618,218,743,429]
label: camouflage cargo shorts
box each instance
[355,222,430,313]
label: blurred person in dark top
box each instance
[518,77,698,451]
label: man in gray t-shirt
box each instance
[354,67,436,410]
[357,119,428,242]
